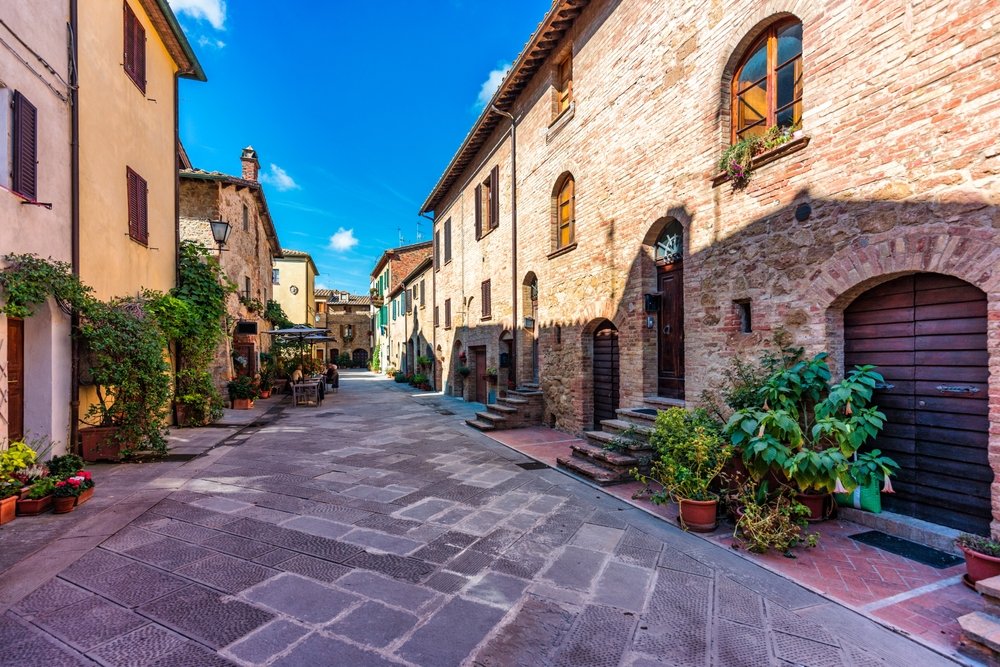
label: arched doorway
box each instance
[522,274,539,384]
[352,348,368,367]
[592,320,620,427]
[844,273,990,533]
[654,220,684,399]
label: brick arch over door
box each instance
[805,227,1000,531]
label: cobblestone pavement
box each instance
[0,372,960,666]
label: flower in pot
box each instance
[725,353,897,521]
[52,476,85,513]
[456,365,471,378]
[0,479,21,525]
[17,476,56,516]
[956,534,1000,586]
[74,470,95,506]
[46,454,84,480]
[227,375,258,409]
[634,407,732,532]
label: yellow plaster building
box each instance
[273,250,318,325]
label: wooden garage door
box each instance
[593,322,620,427]
[844,273,990,534]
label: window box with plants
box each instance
[17,477,56,516]
[228,375,259,409]
[714,124,805,190]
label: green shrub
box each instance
[46,454,84,479]
[636,408,732,502]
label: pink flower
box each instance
[833,477,848,494]
[882,473,894,494]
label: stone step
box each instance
[509,389,544,397]
[487,403,518,415]
[571,440,645,471]
[599,418,654,443]
[476,411,507,425]
[617,407,660,427]
[959,611,1000,654]
[556,455,630,485]
[643,395,686,410]
[584,429,655,454]
[498,396,528,407]
[466,419,495,432]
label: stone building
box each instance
[313,289,373,367]
[370,241,433,373]
[386,258,434,381]
[422,0,1000,536]
[179,146,282,386]
[273,249,318,325]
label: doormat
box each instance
[516,461,548,470]
[632,408,658,415]
[848,530,963,569]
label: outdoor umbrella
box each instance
[263,325,332,364]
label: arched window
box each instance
[553,173,575,249]
[732,19,802,142]
[654,221,683,264]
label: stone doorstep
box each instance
[978,576,1000,601]
[598,418,653,442]
[555,455,629,485]
[497,396,528,406]
[959,611,1000,654]
[616,407,658,427]
[487,404,518,415]
[570,441,644,470]
[584,429,653,453]
[475,411,507,425]
[465,419,496,432]
[837,507,963,556]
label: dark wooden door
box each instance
[593,322,620,427]
[844,273,990,533]
[7,318,24,441]
[658,265,684,399]
[473,347,487,404]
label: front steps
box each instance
[959,575,1000,662]
[557,408,658,486]
[466,388,544,432]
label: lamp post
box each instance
[210,219,231,256]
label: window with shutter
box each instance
[435,230,441,271]
[481,280,491,319]
[444,299,451,329]
[474,184,483,239]
[444,218,452,263]
[123,2,147,93]
[11,91,37,201]
[126,166,148,245]
[243,204,249,231]
[434,306,439,327]
[419,280,425,308]
[489,166,500,230]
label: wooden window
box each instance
[435,229,441,271]
[474,168,499,239]
[554,173,575,249]
[405,289,412,312]
[123,2,146,93]
[272,268,280,284]
[556,52,573,115]
[434,305,439,327]
[481,280,492,319]
[444,218,452,262]
[11,91,37,201]
[126,166,148,245]
[732,19,802,142]
[419,280,425,308]
[444,299,451,329]
[242,204,249,231]
[244,277,251,301]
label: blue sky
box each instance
[169,0,550,294]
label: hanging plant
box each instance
[718,124,801,190]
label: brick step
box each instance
[475,411,507,425]
[509,389,544,398]
[497,396,528,407]
[959,611,1000,654]
[597,419,654,443]
[466,419,495,432]
[571,441,646,471]
[556,455,631,485]
[487,403,518,415]
[584,430,655,454]
[616,407,660,428]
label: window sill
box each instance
[481,316,492,322]
[546,102,575,143]
[128,234,149,248]
[477,226,498,242]
[547,242,577,260]
[711,135,811,188]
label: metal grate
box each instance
[516,461,548,470]
[849,530,962,568]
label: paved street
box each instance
[0,372,958,666]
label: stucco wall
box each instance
[272,257,314,325]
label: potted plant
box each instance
[718,124,800,189]
[46,454,84,480]
[456,365,471,379]
[485,367,499,382]
[956,534,1000,586]
[725,352,898,521]
[75,470,95,506]
[258,365,275,399]
[227,375,258,409]
[732,480,818,556]
[52,476,85,513]
[634,407,732,532]
[0,480,21,525]
[17,477,56,516]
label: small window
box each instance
[481,280,492,319]
[554,173,575,249]
[244,277,251,301]
[735,300,752,333]
[272,268,280,284]
[444,299,452,329]
[444,218,452,262]
[126,166,148,245]
[434,306,439,327]
[474,167,499,239]
[123,2,146,93]
[242,204,249,232]
[10,91,37,201]
[555,52,573,116]
[420,280,425,308]
[435,229,441,271]
[732,19,802,142]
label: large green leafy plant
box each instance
[635,408,733,502]
[725,353,898,494]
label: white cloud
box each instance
[260,164,300,192]
[315,282,330,291]
[329,228,359,252]
[476,63,511,108]
[196,35,226,49]
[168,0,227,30]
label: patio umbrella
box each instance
[263,325,332,364]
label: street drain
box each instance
[516,461,548,470]
[849,530,963,569]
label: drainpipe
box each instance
[490,105,517,387]
[68,0,80,454]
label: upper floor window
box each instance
[123,2,146,93]
[444,217,452,263]
[434,229,441,271]
[242,204,249,231]
[481,280,492,320]
[555,52,573,116]
[272,268,280,284]
[8,90,37,201]
[419,280,425,308]
[126,166,148,245]
[553,173,575,250]
[444,299,452,329]
[475,167,499,239]
[732,19,802,142]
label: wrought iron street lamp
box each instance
[210,219,231,255]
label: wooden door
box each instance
[658,265,684,399]
[844,273,990,533]
[473,347,488,404]
[593,322,620,427]
[7,318,24,441]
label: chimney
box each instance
[240,146,259,182]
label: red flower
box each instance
[76,470,92,480]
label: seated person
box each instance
[290,365,304,384]
[325,363,339,389]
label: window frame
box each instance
[444,217,452,263]
[242,203,249,232]
[730,18,803,143]
[474,167,499,240]
[444,299,452,329]
[554,173,575,250]
[481,280,492,320]
[10,90,37,201]
[123,2,147,94]
[126,166,148,245]
[555,51,573,116]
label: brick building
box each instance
[313,289,373,367]
[370,241,433,373]
[179,146,282,388]
[422,0,1000,535]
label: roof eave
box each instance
[150,0,207,81]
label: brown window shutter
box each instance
[135,20,146,92]
[481,280,491,318]
[123,3,146,93]
[434,306,439,327]
[420,280,425,305]
[137,171,148,243]
[127,167,139,240]
[11,91,37,201]
[123,3,134,77]
[434,230,441,271]
[490,166,500,230]
[474,184,482,239]
[445,299,451,328]
[444,218,452,262]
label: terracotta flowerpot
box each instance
[259,389,271,399]
[77,486,95,506]
[80,426,123,463]
[961,546,1000,585]
[679,498,719,532]
[233,398,254,410]
[16,495,52,516]
[53,496,76,514]
[794,492,832,522]
[0,495,17,525]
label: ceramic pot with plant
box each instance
[956,534,1000,586]
[17,477,56,516]
[0,480,21,525]
[485,367,499,382]
[227,375,258,409]
[74,471,95,506]
[725,352,898,521]
[634,407,732,532]
[52,477,83,513]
